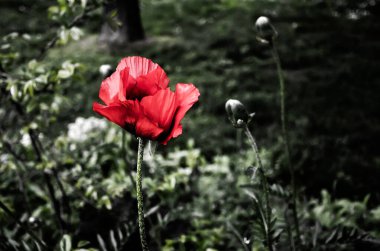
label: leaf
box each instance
[22,241,32,251]
[100,195,112,210]
[67,0,75,7]
[269,183,290,198]
[109,230,117,251]
[1,43,10,49]
[117,227,123,243]
[58,61,75,79]
[23,80,36,96]
[145,204,160,218]
[48,6,60,17]
[77,240,90,248]
[59,234,72,251]
[28,59,38,70]
[81,0,87,8]
[106,10,122,31]
[57,0,66,7]
[35,74,48,84]
[244,189,258,202]
[29,184,48,200]
[10,84,18,100]
[35,241,43,251]
[97,234,107,251]
[70,27,83,41]
[58,27,70,45]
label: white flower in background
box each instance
[67,117,107,142]
[99,64,112,77]
[20,133,31,147]
[20,131,43,148]
[0,154,9,163]
[244,237,251,244]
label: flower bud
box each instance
[255,16,277,43]
[225,99,254,128]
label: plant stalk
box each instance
[136,138,150,251]
[271,39,301,244]
[244,125,273,251]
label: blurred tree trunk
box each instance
[100,0,145,45]
[124,0,145,42]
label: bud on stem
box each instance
[255,16,277,44]
[225,99,254,128]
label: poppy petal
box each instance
[123,99,164,140]
[122,100,141,126]
[93,102,127,128]
[116,56,163,79]
[135,116,164,140]
[160,83,200,145]
[172,124,183,138]
[118,67,130,102]
[140,88,177,131]
[95,56,199,144]
[135,67,170,97]
[99,69,128,105]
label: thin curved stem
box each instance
[136,138,150,251]
[271,39,301,244]
[244,125,273,251]
[243,125,269,206]
[244,126,264,170]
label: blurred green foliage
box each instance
[1,0,380,250]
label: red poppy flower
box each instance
[93,56,200,145]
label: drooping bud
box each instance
[225,99,254,128]
[255,16,277,44]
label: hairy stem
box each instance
[271,39,301,244]
[244,125,273,251]
[136,138,150,251]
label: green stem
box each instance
[136,138,150,251]
[0,200,48,249]
[244,125,273,251]
[271,39,301,244]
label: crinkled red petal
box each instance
[160,83,200,145]
[93,102,127,128]
[98,70,123,105]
